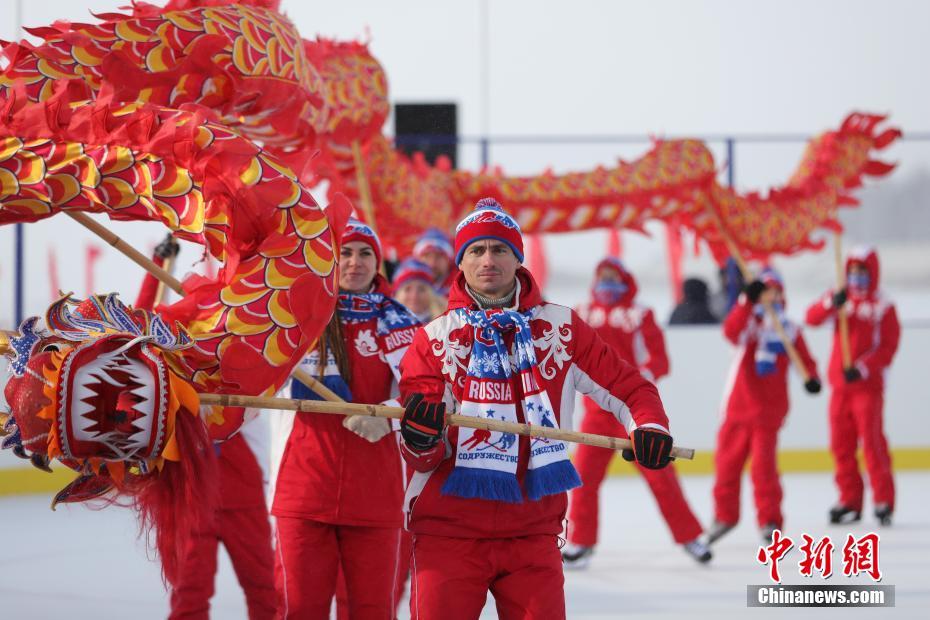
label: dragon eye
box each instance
[41,343,61,353]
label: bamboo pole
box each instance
[64,214,335,397]
[67,212,185,295]
[834,232,853,369]
[199,392,696,460]
[61,213,695,460]
[10,218,698,463]
[703,204,812,382]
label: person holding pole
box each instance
[563,258,710,568]
[805,246,900,526]
[135,238,278,620]
[707,267,822,544]
[270,218,420,618]
[397,198,673,620]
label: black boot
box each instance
[682,539,713,564]
[760,523,780,543]
[707,520,736,544]
[875,503,893,526]
[561,544,594,570]
[829,504,861,524]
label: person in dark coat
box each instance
[669,277,719,325]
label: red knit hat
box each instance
[392,258,434,293]
[453,198,524,265]
[341,217,382,264]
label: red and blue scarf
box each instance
[442,306,581,503]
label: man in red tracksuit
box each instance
[564,258,710,567]
[170,428,277,620]
[397,199,674,619]
[805,246,900,526]
[136,235,277,620]
[708,268,822,544]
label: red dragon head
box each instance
[2,294,217,584]
[3,293,200,481]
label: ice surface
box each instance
[1,472,926,619]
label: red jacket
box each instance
[576,267,669,434]
[721,297,819,428]
[218,431,268,510]
[398,269,669,539]
[271,278,418,527]
[575,268,669,383]
[805,248,900,391]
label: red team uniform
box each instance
[565,258,707,564]
[136,237,277,620]
[170,430,277,620]
[397,199,673,619]
[805,247,900,525]
[270,221,419,619]
[710,269,821,542]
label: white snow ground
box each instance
[1,472,927,619]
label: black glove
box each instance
[744,280,766,304]
[621,447,672,463]
[832,288,847,309]
[804,378,822,394]
[843,366,862,383]
[154,234,181,260]
[629,427,673,470]
[401,393,445,451]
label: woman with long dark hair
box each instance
[270,219,421,618]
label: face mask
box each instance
[754,301,784,317]
[593,280,628,305]
[848,272,870,293]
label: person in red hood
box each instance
[708,267,822,545]
[563,258,710,568]
[805,246,900,526]
[398,198,673,619]
[270,218,421,619]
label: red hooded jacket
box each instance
[805,248,900,390]
[575,261,669,383]
[398,268,669,539]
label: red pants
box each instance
[712,418,783,527]
[395,530,414,613]
[410,534,564,620]
[274,517,399,619]
[568,415,703,546]
[169,506,277,620]
[830,388,895,510]
[333,530,412,620]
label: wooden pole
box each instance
[703,204,812,382]
[65,213,335,397]
[67,212,185,295]
[199,392,696,460]
[59,212,694,459]
[834,232,853,369]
